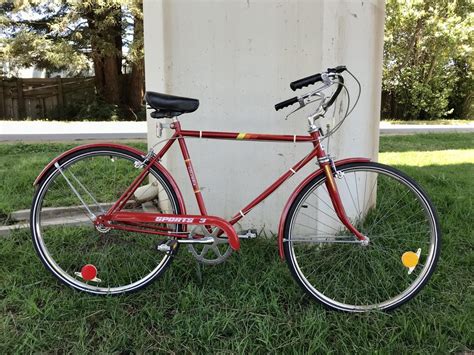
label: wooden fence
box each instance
[0,77,95,119]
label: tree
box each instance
[127,2,144,113]
[383,0,473,119]
[0,0,145,117]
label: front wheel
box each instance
[283,162,440,312]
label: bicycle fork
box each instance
[312,133,368,244]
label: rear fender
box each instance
[278,157,370,259]
[33,143,187,215]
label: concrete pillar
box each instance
[144,0,385,232]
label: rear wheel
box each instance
[31,147,182,295]
[283,162,440,312]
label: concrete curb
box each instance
[0,223,29,237]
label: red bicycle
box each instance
[31,66,440,312]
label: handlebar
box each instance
[274,65,347,111]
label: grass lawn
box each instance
[1,133,473,353]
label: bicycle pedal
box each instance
[157,239,178,253]
[237,229,257,239]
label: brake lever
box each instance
[285,92,326,120]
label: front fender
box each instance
[33,143,187,215]
[277,157,370,260]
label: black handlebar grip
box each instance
[275,96,298,111]
[290,73,322,91]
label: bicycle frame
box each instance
[108,119,369,246]
[34,119,369,255]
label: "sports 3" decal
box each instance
[155,216,207,224]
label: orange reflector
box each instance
[401,251,419,268]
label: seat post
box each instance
[172,117,181,133]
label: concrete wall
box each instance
[144,0,385,232]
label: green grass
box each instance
[0,142,147,224]
[1,133,473,353]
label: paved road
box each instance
[0,120,472,141]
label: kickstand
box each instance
[194,260,203,284]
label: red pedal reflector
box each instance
[81,264,97,281]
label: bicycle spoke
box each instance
[342,175,360,217]
[295,222,337,235]
[300,212,341,233]
[303,201,343,226]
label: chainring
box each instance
[187,226,233,265]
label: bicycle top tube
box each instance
[178,129,315,143]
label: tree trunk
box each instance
[390,91,397,119]
[462,92,473,119]
[128,61,145,112]
[127,1,145,113]
[103,56,121,105]
[87,17,106,99]
[84,5,123,106]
